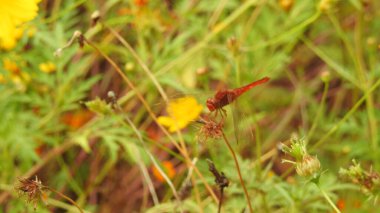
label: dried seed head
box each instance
[340,160,380,196]
[16,176,47,210]
[197,116,224,143]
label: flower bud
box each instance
[320,70,331,83]
[318,0,335,12]
[296,155,321,177]
[227,37,239,56]
[278,0,294,11]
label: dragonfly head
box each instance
[206,98,216,112]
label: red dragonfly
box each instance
[206,77,270,112]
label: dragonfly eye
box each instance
[206,98,216,111]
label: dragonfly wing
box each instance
[227,93,240,145]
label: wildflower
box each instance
[125,62,135,72]
[157,96,203,133]
[61,110,94,130]
[281,136,321,177]
[152,161,176,182]
[278,0,294,11]
[336,198,345,211]
[0,74,5,83]
[16,176,47,210]
[39,62,56,73]
[0,0,41,49]
[3,58,20,74]
[2,58,30,91]
[135,0,148,7]
[318,0,335,12]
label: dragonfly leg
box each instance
[216,108,226,124]
[221,108,227,117]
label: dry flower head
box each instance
[16,176,47,210]
[197,116,224,143]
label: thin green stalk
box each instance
[307,81,329,141]
[45,187,84,213]
[103,24,169,102]
[318,187,341,213]
[245,11,321,52]
[208,0,228,28]
[311,77,380,151]
[252,123,262,176]
[354,11,379,167]
[326,12,361,80]
[118,112,179,207]
[235,55,241,86]
[302,37,361,89]
[222,132,253,213]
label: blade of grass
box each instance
[311,77,380,151]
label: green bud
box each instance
[296,155,321,177]
[85,97,112,116]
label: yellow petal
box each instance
[0,0,40,50]
[157,116,174,127]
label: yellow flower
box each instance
[0,74,5,83]
[158,96,203,132]
[0,0,41,50]
[39,62,56,73]
[3,58,20,73]
[2,58,30,91]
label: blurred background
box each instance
[1,0,380,212]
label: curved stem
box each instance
[45,187,84,213]
[222,132,253,212]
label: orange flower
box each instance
[152,161,176,182]
[61,110,94,130]
[134,0,148,7]
[336,198,345,211]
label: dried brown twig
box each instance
[207,159,229,213]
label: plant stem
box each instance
[46,187,84,213]
[218,187,224,213]
[222,132,253,213]
[307,80,329,141]
[318,187,341,213]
